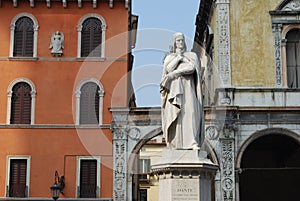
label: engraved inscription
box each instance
[172,179,199,201]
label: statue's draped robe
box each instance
[161,51,204,149]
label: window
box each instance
[139,158,150,174]
[270,1,300,87]
[138,158,150,180]
[77,14,106,58]
[138,189,147,201]
[81,18,102,57]
[10,13,38,58]
[7,79,36,125]
[75,79,104,125]
[76,156,100,198]
[6,156,31,198]
[10,82,32,124]
[80,82,100,124]
[13,17,34,57]
[286,29,300,88]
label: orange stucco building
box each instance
[0,0,135,200]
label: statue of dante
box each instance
[160,32,204,150]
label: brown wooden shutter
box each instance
[80,82,100,124]
[13,17,34,57]
[81,17,102,57]
[80,160,97,198]
[9,159,27,197]
[11,82,32,124]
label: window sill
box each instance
[76,57,105,62]
[8,57,38,61]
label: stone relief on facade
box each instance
[126,127,141,140]
[206,126,219,140]
[49,31,64,57]
[283,0,300,11]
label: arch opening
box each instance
[239,134,300,201]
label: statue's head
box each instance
[172,32,187,52]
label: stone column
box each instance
[152,150,218,201]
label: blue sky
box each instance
[131,0,200,107]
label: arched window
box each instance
[13,17,34,57]
[80,82,100,124]
[77,14,106,58]
[10,13,39,58]
[7,78,36,125]
[11,82,32,124]
[270,2,300,87]
[286,29,300,88]
[75,79,104,125]
[81,18,102,57]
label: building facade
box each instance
[0,0,135,200]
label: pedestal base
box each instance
[151,150,218,201]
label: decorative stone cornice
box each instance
[3,0,128,9]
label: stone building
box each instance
[204,0,300,200]
[0,0,136,200]
[110,0,300,201]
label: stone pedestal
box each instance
[151,150,218,201]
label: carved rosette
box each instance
[220,123,235,201]
[206,126,219,140]
[216,0,231,87]
[272,23,283,87]
[112,126,128,201]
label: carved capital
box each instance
[111,125,128,140]
[216,0,230,4]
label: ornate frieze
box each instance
[216,1,231,87]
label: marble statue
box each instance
[160,32,204,150]
[49,31,64,57]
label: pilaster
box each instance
[219,122,236,201]
[272,23,283,87]
[216,0,231,87]
[112,125,128,201]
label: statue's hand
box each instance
[182,57,190,63]
[167,71,179,80]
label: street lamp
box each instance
[50,183,61,201]
[50,171,65,201]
